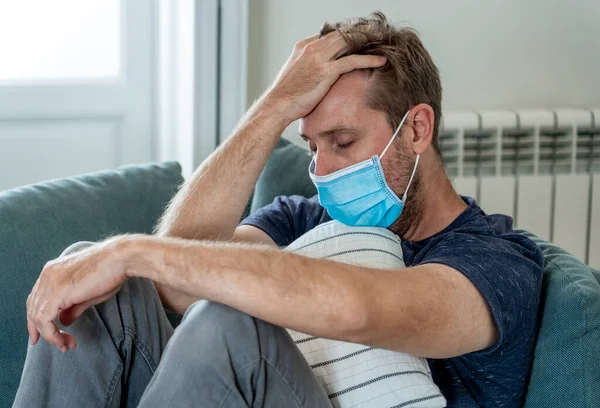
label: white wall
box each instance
[247,0,600,141]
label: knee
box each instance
[163,301,262,371]
[180,300,246,331]
[176,301,287,350]
[176,301,260,345]
[60,241,96,257]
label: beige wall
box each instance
[248,0,600,141]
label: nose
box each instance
[313,151,339,177]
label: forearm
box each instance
[152,98,289,312]
[150,32,387,313]
[127,236,371,340]
[155,97,290,241]
[122,235,496,358]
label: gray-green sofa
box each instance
[1,139,599,407]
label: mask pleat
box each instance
[315,167,382,205]
[307,112,417,228]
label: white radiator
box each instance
[440,108,600,267]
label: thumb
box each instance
[58,286,121,327]
[58,300,96,327]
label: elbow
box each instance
[336,295,371,343]
[156,222,232,242]
[155,224,196,240]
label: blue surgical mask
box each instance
[308,111,420,228]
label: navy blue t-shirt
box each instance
[240,194,543,408]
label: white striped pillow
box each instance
[285,220,446,408]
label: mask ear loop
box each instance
[402,154,420,201]
[380,110,410,160]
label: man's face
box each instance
[299,71,395,176]
[298,71,416,203]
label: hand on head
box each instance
[265,31,386,125]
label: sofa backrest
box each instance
[0,162,183,407]
[250,139,317,213]
[520,231,600,408]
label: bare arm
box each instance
[127,236,498,359]
[152,100,286,313]
[153,32,387,313]
[24,33,389,350]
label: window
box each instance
[0,0,120,82]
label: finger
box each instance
[59,280,121,326]
[60,331,77,350]
[58,300,96,327]
[39,321,67,352]
[27,282,44,346]
[333,54,387,75]
[58,304,86,327]
[301,31,342,55]
[325,35,350,60]
[34,296,68,350]
[27,316,39,345]
[26,293,40,344]
[311,31,343,53]
[319,30,342,44]
[294,33,320,50]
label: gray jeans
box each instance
[13,242,331,407]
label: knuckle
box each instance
[303,42,318,53]
[40,263,53,277]
[35,303,47,319]
[344,54,358,64]
[334,60,349,73]
[67,274,74,288]
[294,34,316,50]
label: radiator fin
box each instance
[440,108,600,266]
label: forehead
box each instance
[299,71,383,136]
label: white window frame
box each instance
[157,0,248,179]
[0,0,156,172]
[218,0,248,144]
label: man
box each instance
[16,12,543,408]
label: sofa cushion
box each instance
[0,162,183,407]
[520,231,600,408]
[285,220,446,407]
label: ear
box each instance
[408,103,434,155]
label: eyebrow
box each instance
[299,126,360,140]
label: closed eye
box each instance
[336,141,354,150]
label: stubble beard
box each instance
[387,143,425,240]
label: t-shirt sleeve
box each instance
[239,194,327,247]
[419,232,543,355]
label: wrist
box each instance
[114,234,155,280]
[256,90,295,129]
